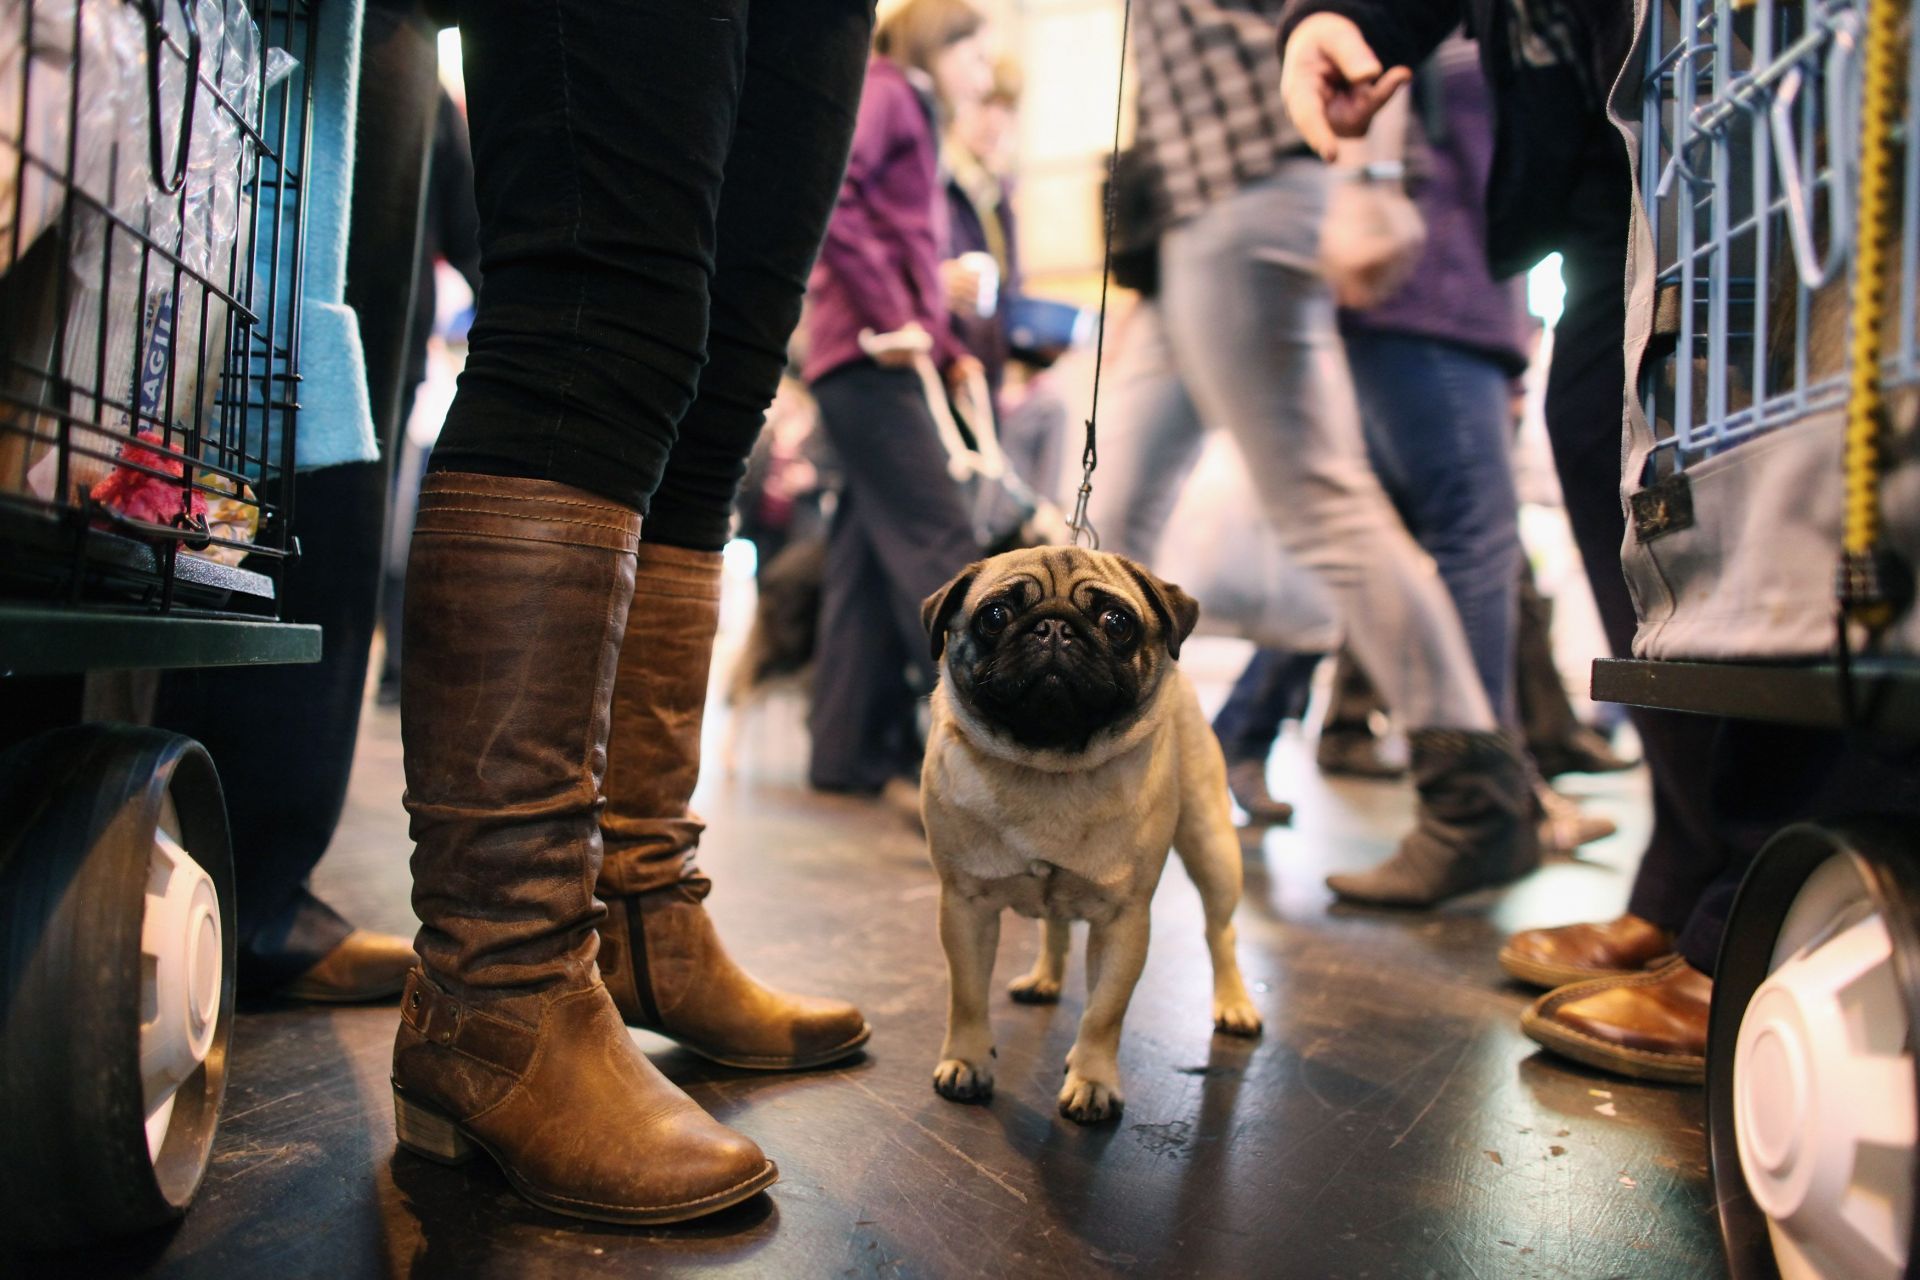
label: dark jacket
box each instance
[1277,0,1637,278]
[944,153,1021,394]
[806,56,963,384]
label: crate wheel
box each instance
[0,725,236,1251]
[1709,820,1920,1280]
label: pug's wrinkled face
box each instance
[923,547,1199,755]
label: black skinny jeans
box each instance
[429,0,874,550]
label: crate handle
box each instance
[138,0,201,196]
[1769,13,1861,291]
[1658,42,1723,200]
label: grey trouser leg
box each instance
[1158,165,1493,731]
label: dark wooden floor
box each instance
[40,641,1726,1279]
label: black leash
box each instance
[1066,0,1133,550]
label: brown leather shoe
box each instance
[1519,957,1709,1085]
[596,541,869,1070]
[391,474,773,1223]
[279,929,417,1003]
[1499,913,1677,989]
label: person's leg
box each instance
[805,366,976,790]
[1214,649,1304,763]
[1546,226,1732,939]
[1345,331,1521,722]
[811,363,981,689]
[152,0,439,998]
[1314,647,1403,779]
[1523,725,1920,1084]
[1159,167,1531,908]
[1214,648,1322,825]
[1512,147,1731,1085]
[1514,558,1634,775]
[155,459,385,992]
[1159,178,1492,734]
[808,482,920,792]
[429,3,741,507]
[390,0,862,1221]
[1081,299,1210,563]
[574,0,871,1068]
[1677,726,1920,973]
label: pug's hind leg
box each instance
[934,886,1002,1104]
[1060,907,1150,1124]
[1175,804,1265,1039]
[1009,918,1070,1004]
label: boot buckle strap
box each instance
[400,971,539,1076]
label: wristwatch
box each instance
[1339,159,1407,185]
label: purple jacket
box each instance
[1339,36,1529,374]
[805,57,962,384]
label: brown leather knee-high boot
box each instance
[595,541,870,1070]
[391,474,776,1224]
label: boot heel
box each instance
[393,1088,476,1165]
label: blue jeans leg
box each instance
[1343,330,1522,724]
[1212,648,1324,764]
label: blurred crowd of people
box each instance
[719,0,1729,1090]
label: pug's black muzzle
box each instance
[963,609,1138,752]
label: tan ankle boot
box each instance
[596,541,870,1070]
[392,474,774,1224]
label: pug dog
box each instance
[919,546,1264,1124]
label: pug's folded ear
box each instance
[922,562,982,662]
[1119,558,1200,659]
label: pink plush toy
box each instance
[90,431,208,528]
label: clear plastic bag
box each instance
[10,0,270,505]
[6,0,150,500]
[134,0,263,450]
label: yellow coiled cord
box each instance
[1841,0,1910,630]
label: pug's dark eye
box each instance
[1100,608,1136,644]
[977,602,1014,636]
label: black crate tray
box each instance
[1593,657,1920,736]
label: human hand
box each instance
[1320,180,1426,309]
[945,354,985,391]
[942,258,989,317]
[1280,14,1413,162]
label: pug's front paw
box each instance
[1008,972,1062,1004]
[1214,997,1264,1038]
[933,1058,995,1103]
[1058,1070,1123,1124]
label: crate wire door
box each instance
[0,0,314,621]
[1623,0,1920,661]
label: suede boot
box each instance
[391,473,775,1224]
[1326,730,1540,907]
[596,541,870,1070]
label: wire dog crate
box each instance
[1640,0,1918,472]
[0,0,319,668]
[1621,0,1920,671]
